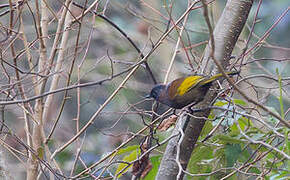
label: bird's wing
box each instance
[169,76,204,98]
[177,76,204,96]
[167,77,185,99]
[200,71,240,85]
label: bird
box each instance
[147,71,239,109]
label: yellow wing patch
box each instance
[177,76,203,96]
[200,74,222,85]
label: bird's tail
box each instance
[201,71,239,85]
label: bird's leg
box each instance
[182,105,206,132]
[173,109,177,115]
[189,108,203,113]
[181,105,196,132]
[190,106,212,113]
[186,101,203,113]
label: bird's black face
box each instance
[149,84,166,100]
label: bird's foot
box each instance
[186,106,211,114]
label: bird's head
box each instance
[147,84,166,101]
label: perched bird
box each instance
[147,71,239,109]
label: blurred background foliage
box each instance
[0,0,289,179]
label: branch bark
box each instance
[156,0,254,179]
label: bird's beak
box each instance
[145,94,152,99]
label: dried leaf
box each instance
[141,161,152,178]
[157,115,178,131]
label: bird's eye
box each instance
[150,85,164,100]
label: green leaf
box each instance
[208,111,216,120]
[56,150,72,167]
[276,171,290,179]
[233,99,247,106]
[115,149,140,177]
[248,133,264,141]
[214,100,228,107]
[268,116,279,125]
[247,166,261,174]
[266,106,280,124]
[200,121,213,138]
[215,134,244,144]
[239,146,250,162]
[225,144,242,167]
[276,68,285,120]
[230,123,240,136]
[229,116,254,137]
[37,147,44,160]
[286,130,290,172]
[187,145,213,175]
[285,129,289,159]
[142,156,161,180]
[215,148,225,161]
[116,145,139,155]
[238,116,252,130]
[270,171,290,180]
